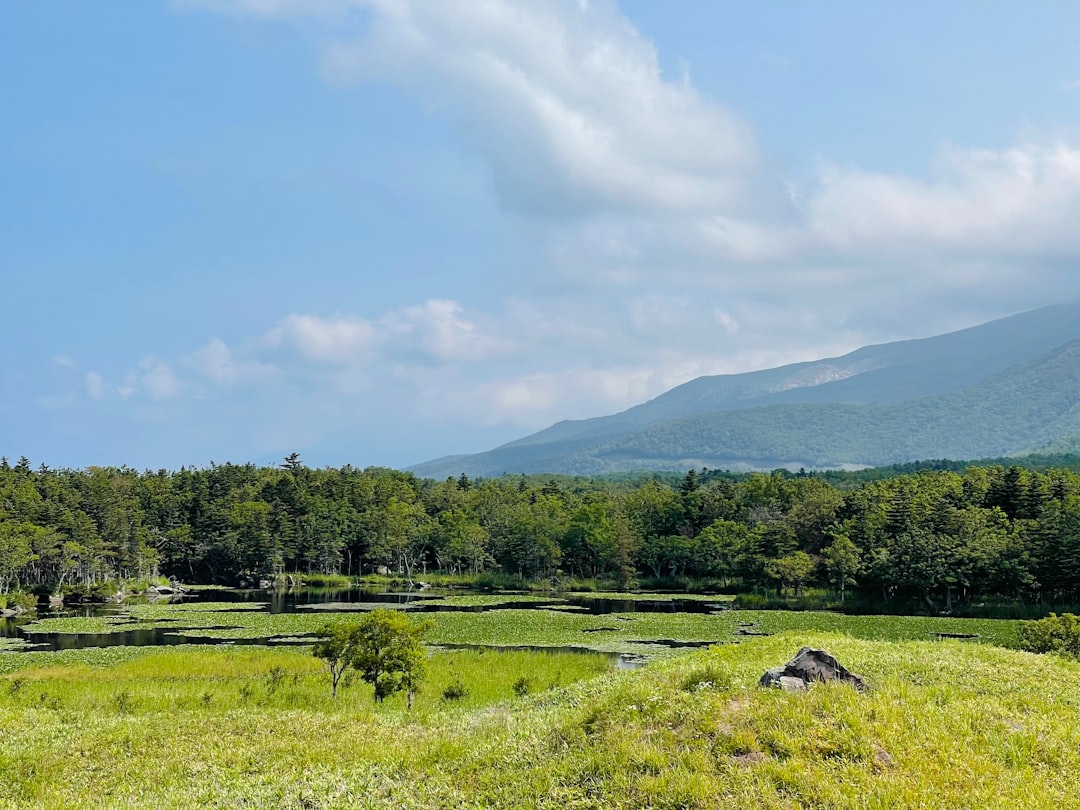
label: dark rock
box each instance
[873,745,896,769]
[759,647,868,691]
[732,751,768,764]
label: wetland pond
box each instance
[0,586,1020,662]
[0,587,731,665]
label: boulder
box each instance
[759,647,868,692]
[375,565,391,576]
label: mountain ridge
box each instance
[410,302,1080,477]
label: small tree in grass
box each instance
[312,622,359,700]
[313,609,433,705]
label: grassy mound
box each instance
[1,634,1078,808]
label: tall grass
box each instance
[287,572,353,588]
[1,634,1078,807]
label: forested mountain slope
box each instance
[412,303,1080,476]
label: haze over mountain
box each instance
[411,302,1080,477]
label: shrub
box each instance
[442,679,469,701]
[512,676,533,697]
[732,593,769,610]
[113,690,134,714]
[1018,613,1080,658]
[679,663,733,693]
[0,591,36,612]
[264,666,286,695]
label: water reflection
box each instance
[2,586,728,654]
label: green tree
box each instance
[350,609,434,706]
[312,621,362,700]
[765,550,815,596]
[694,519,755,586]
[0,521,36,592]
[821,534,860,602]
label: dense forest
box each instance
[3,453,1080,611]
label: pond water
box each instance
[0,586,728,664]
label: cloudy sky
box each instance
[4,1,1080,471]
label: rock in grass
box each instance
[759,647,868,691]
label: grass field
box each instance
[1,633,1077,808]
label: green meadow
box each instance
[1,633,1078,808]
[0,595,1058,808]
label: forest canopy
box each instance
[3,454,1080,610]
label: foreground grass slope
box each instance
[2,634,1078,808]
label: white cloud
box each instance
[268,313,378,363]
[190,0,757,219]
[102,358,183,401]
[347,2,756,216]
[381,299,516,363]
[259,300,515,369]
[185,0,1080,302]
[190,338,277,385]
[137,358,181,400]
[713,310,739,336]
[85,372,105,400]
[805,143,1080,258]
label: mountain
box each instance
[410,302,1080,477]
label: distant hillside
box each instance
[411,302,1080,477]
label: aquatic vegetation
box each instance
[19,616,163,635]
[15,600,1021,657]
[298,601,422,611]
[128,602,269,615]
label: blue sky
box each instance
[4,0,1080,471]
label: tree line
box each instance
[3,453,1080,609]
